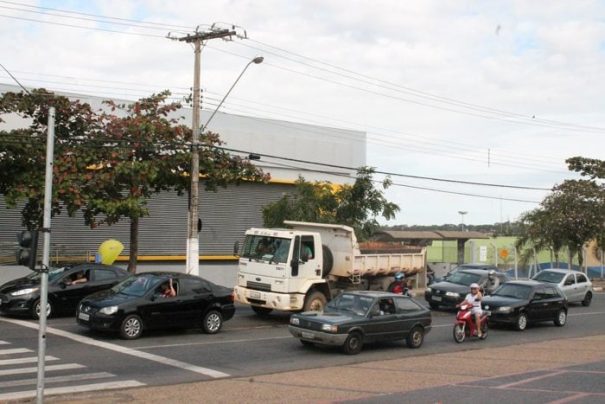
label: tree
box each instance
[0,89,268,272]
[262,167,399,240]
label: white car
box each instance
[532,269,593,306]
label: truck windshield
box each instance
[242,235,292,264]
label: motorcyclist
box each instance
[390,272,409,295]
[486,270,500,294]
[459,283,483,337]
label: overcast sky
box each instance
[1,0,604,226]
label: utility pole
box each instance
[175,27,236,276]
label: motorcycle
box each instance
[452,303,489,343]
[389,280,413,297]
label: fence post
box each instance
[514,246,518,280]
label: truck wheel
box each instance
[303,291,327,312]
[342,331,363,355]
[251,306,273,317]
[322,245,333,277]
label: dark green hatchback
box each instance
[288,291,432,355]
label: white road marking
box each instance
[0,380,145,401]
[0,340,9,345]
[569,311,605,317]
[0,355,58,366]
[133,335,292,350]
[0,348,32,355]
[0,363,84,377]
[0,371,115,389]
[0,317,230,379]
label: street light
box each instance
[458,211,468,232]
[186,56,264,276]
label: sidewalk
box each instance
[42,334,605,404]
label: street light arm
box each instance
[202,56,263,132]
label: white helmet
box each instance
[470,283,480,289]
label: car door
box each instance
[575,273,590,302]
[179,278,213,326]
[561,274,577,301]
[542,286,562,319]
[55,268,94,311]
[88,269,120,295]
[365,298,400,342]
[526,287,550,322]
[141,279,184,329]
[393,297,423,339]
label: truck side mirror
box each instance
[233,241,240,256]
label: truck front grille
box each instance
[247,281,271,292]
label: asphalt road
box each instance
[1,288,604,401]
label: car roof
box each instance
[132,271,208,281]
[538,268,582,275]
[457,269,491,276]
[340,290,401,298]
[505,280,543,288]
[458,264,498,269]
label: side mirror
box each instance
[233,241,240,256]
[149,294,157,302]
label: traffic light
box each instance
[16,230,39,270]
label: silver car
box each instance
[532,269,593,306]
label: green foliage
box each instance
[262,167,399,240]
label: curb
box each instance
[594,286,603,292]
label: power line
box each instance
[0,63,29,94]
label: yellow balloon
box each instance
[98,239,124,265]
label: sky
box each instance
[1,0,604,226]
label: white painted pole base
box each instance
[186,238,200,276]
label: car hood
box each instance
[81,289,135,308]
[0,277,40,294]
[429,281,470,294]
[482,295,527,308]
[298,310,360,324]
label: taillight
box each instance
[229,291,235,302]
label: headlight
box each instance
[498,306,512,313]
[426,287,432,293]
[290,317,300,325]
[321,324,338,333]
[11,288,39,296]
[99,306,118,315]
[445,291,460,297]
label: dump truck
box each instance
[233,221,426,315]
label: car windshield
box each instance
[447,271,481,286]
[27,267,66,283]
[532,271,565,284]
[111,275,157,297]
[241,235,292,264]
[492,284,532,300]
[326,293,374,316]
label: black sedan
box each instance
[0,263,128,319]
[482,280,568,331]
[288,291,431,355]
[76,272,235,339]
[425,269,509,310]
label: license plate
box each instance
[301,331,315,339]
[78,312,90,321]
[432,296,442,302]
[250,291,261,299]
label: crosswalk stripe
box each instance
[0,340,9,345]
[0,356,58,366]
[0,348,32,355]
[0,372,115,389]
[0,363,85,377]
[0,380,146,401]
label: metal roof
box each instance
[375,230,490,241]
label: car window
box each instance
[447,271,481,286]
[542,287,557,298]
[533,271,565,284]
[564,275,576,286]
[92,269,117,281]
[373,298,396,315]
[181,278,212,294]
[532,288,552,300]
[577,274,588,283]
[394,297,421,313]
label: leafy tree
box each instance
[262,167,399,240]
[0,89,268,272]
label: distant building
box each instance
[0,84,366,262]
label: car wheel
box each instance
[300,340,314,347]
[406,326,424,349]
[554,309,567,327]
[515,313,528,331]
[343,331,363,355]
[120,314,143,340]
[202,310,223,334]
[251,306,273,317]
[429,302,439,310]
[453,324,465,343]
[303,291,327,312]
[32,299,52,319]
[582,292,592,307]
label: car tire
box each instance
[453,324,465,343]
[406,326,424,349]
[554,309,567,327]
[120,314,143,340]
[515,313,528,331]
[343,331,363,355]
[202,310,223,334]
[582,292,592,307]
[251,306,273,317]
[303,291,327,312]
[429,302,439,310]
[32,299,52,319]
